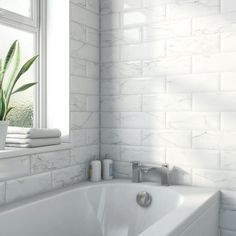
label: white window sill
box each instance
[0,143,72,159]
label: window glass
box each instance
[0,23,36,127]
[0,0,32,18]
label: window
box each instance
[0,0,45,127]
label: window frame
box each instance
[0,0,46,128]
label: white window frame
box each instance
[0,0,46,128]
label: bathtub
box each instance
[0,180,219,236]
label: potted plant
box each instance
[0,40,38,149]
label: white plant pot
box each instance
[0,121,8,150]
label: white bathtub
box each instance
[0,180,219,236]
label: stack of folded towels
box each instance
[6,127,61,148]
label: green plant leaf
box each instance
[0,89,6,120]
[12,82,37,95]
[4,106,14,120]
[3,40,18,72]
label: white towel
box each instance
[7,127,61,139]
[6,137,61,148]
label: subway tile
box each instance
[167,148,219,169]
[166,34,219,56]
[143,19,191,41]
[87,129,99,145]
[143,0,174,7]
[0,156,30,181]
[221,32,236,52]
[52,165,87,188]
[221,72,236,91]
[221,229,236,236]
[87,27,99,47]
[101,13,120,30]
[221,0,236,13]
[143,94,192,111]
[192,168,236,189]
[169,166,192,186]
[31,150,71,174]
[193,93,236,111]
[120,112,165,129]
[101,144,121,160]
[101,28,141,47]
[71,77,99,95]
[70,22,86,42]
[0,182,5,205]
[166,112,220,130]
[71,145,99,164]
[101,128,142,145]
[167,73,219,92]
[87,61,99,79]
[120,41,165,60]
[166,1,220,20]
[221,190,236,210]
[71,40,99,62]
[113,161,132,179]
[86,0,99,14]
[193,53,236,73]
[121,77,166,94]
[70,58,87,77]
[221,151,236,170]
[101,79,121,95]
[122,7,166,26]
[71,129,87,147]
[71,0,86,7]
[101,46,120,63]
[87,96,99,111]
[142,130,191,148]
[71,3,99,29]
[101,95,141,111]
[143,56,191,76]
[70,94,87,111]
[221,209,236,232]
[6,173,52,203]
[101,61,142,79]
[221,113,236,130]
[121,146,166,164]
[71,112,99,129]
[101,112,121,128]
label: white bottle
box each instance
[103,159,113,180]
[90,160,101,182]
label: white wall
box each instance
[100,0,236,234]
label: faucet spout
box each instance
[131,161,141,183]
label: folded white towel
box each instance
[6,137,61,148]
[7,127,61,139]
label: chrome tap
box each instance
[131,161,169,185]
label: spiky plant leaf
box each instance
[12,82,37,95]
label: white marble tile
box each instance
[71,77,99,95]
[167,148,219,169]
[143,19,191,41]
[143,0,174,7]
[193,93,236,111]
[122,7,166,26]
[70,3,99,29]
[121,77,166,94]
[167,73,219,92]
[221,72,236,91]
[143,56,191,76]
[101,144,121,161]
[192,131,236,150]
[101,46,120,63]
[71,0,86,7]
[169,166,192,186]
[53,165,87,188]
[70,22,86,42]
[86,0,99,13]
[192,168,236,189]
[101,112,121,128]
[87,129,99,145]
[113,161,132,179]
[70,58,87,77]
[101,79,121,95]
[120,41,165,60]
[101,61,142,79]
[221,151,236,170]
[86,61,99,79]
[71,112,99,129]
[143,94,192,111]
[70,94,87,111]
[31,150,71,174]
[142,130,191,148]
[166,34,219,56]
[221,113,236,131]
[101,28,141,47]
[71,145,99,164]
[166,1,220,20]
[221,32,236,52]
[166,112,220,130]
[221,0,236,13]
[120,112,165,129]
[221,229,236,236]
[71,40,99,62]
[221,190,236,210]
[101,129,142,145]
[0,182,5,205]
[6,173,52,203]
[71,129,87,147]
[121,146,166,164]
[87,27,99,47]
[87,96,99,111]
[0,156,30,181]
[193,53,236,73]
[101,95,141,111]
[101,13,120,30]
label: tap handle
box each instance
[131,161,141,168]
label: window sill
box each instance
[0,143,72,159]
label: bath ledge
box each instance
[0,143,72,159]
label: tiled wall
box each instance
[0,0,100,205]
[100,0,236,234]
